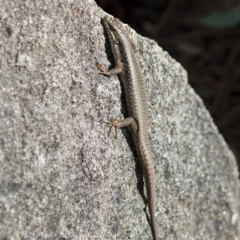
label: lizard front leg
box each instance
[96,59,122,77]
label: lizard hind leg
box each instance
[106,117,138,138]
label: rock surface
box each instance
[0,0,239,239]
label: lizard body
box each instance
[97,16,158,240]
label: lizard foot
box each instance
[105,118,120,138]
[96,62,111,77]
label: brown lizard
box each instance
[97,16,158,240]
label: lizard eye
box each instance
[109,25,115,30]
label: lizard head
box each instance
[102,16,129,44]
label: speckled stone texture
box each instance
[0,0,239,239]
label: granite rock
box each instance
[0,0,239,239]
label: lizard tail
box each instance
[145,163,158,240]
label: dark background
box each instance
[96,0,240,174]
